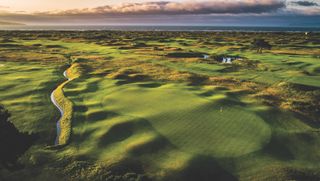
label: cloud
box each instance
[292,1,319,6]
[287,0,320,15]
[0,5,10,9]
[37,0,286,16]
[1,0,320,25]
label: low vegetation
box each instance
[0,31,319,181]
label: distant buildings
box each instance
[305,32,312,36]
[222,57,232,64]
[203,54,210,59]
[222,57,242,64]
[203,54,242,64]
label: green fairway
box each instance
[0,61,62,134]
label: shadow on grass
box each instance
[98,121,134,147]
[187,74,209,86]
[257,106,319,131]
[87,110,119,122]
[137,82,163,88]
[72,128,98,144]
[129,136,169,155]
[65,78,100,97]
[169,155,237,181]
[116,74,151,86]
[103,158,152,181]
[262,133,295,161]
[0,105,38,171]
[73,105,89,113]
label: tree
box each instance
[252,39,272,53]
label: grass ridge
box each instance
[53,63,80,145]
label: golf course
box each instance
[0,31,319,181]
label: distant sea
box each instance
[0,25,319,32]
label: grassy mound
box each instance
[52,63,80,145]
[101,82,271,157]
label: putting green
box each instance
[97,82,272,157]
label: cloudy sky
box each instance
[0,0,319,26]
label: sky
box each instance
[0,0,319,26]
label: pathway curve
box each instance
[50,69,72,145]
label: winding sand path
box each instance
[50,69,71,145]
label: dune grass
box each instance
[52,63,81,145]
[0,31,319,180]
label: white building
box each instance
[222,57,232,64]
[203,55,210,59]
